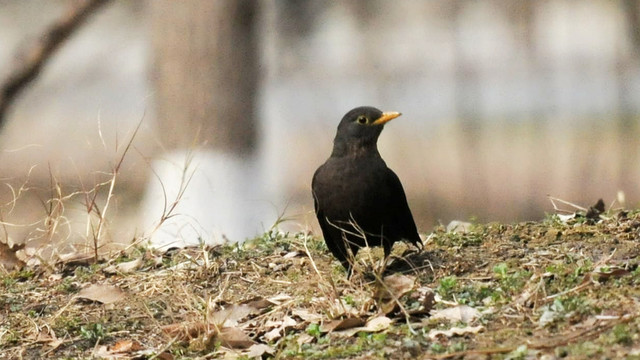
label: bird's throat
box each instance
[331,137,380,158]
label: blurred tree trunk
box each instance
[142,1,264,246]
[451,1,488,218]
[510,0,544,217]
[618,0,640,201]
[616,0,640,205]
[149,0,258,155]
[623,0,640,52]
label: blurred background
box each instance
[0,0,639,254]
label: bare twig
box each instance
[547,195,588,213]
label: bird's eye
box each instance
[356,115,368,124]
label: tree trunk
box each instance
[142,1,265,247]
[149,0,258,154]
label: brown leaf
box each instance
[320,317,366,333]
[267,293,293,304]
[292,308,323,322]
[242,293,291,309]
[246,343,275,357]
[58,252,93,266]
[34,327,62,350]
[109,339,143,353]
[103,258,142,274]
[155,352,175,360]
[593,267,630,280]
[362,316,392,332]
[77,284,125,304]
[0,240,25,271]
[296,333,314,346]
[332,316,393,337]
[377,274,416,301]
[263,327,282,342]
[283,251,301,259]
[211,304,259,327]
[243,297,273,309]
[92,346,112,359]
[282,315,297,328]
[263,315,297,342]
[218,327,255,349]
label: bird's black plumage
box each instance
[312,106,422,276]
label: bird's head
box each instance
[332,106,402,156]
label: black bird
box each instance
[312,106,422,276]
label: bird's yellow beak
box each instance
[372,112,402,125]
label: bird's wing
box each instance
[312,170,352,270]
[385,169,422,247]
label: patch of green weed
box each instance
[437,276,458,300]
[80,323,105,341]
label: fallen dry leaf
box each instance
[291,309,322,323]
[211,304,260,327]
[593,267,630,280]
[376,274,416,301]
[243,296,276,309]
[297,333,314,346]
[263,327,282,342]
[283,251,301,259]
[428,325,484,339]
[362,316,392,332]
[282,315,297,328]
[155,352,175,360]
[246,343,275,358]
[92,346,114,359]
[263,315,297,342]
[431,305,480,323]
[34,327,62,350]
[376,274,417,314]
[57,252,93,266]
[77,284,125,304]
[292,308,323,322]
[103,258,142,274]
[218,326,255,349]
[320,317,366,333]
[109,339,143,353]
[268,293,293,304]
[333,316,393,337]
[0,240,24,271]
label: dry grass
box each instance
[1,200,640,359]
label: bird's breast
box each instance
[313,157,390,218]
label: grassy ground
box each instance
[1,207,640,359]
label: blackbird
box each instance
[312,106,422,276]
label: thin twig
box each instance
[547,195,588,213]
